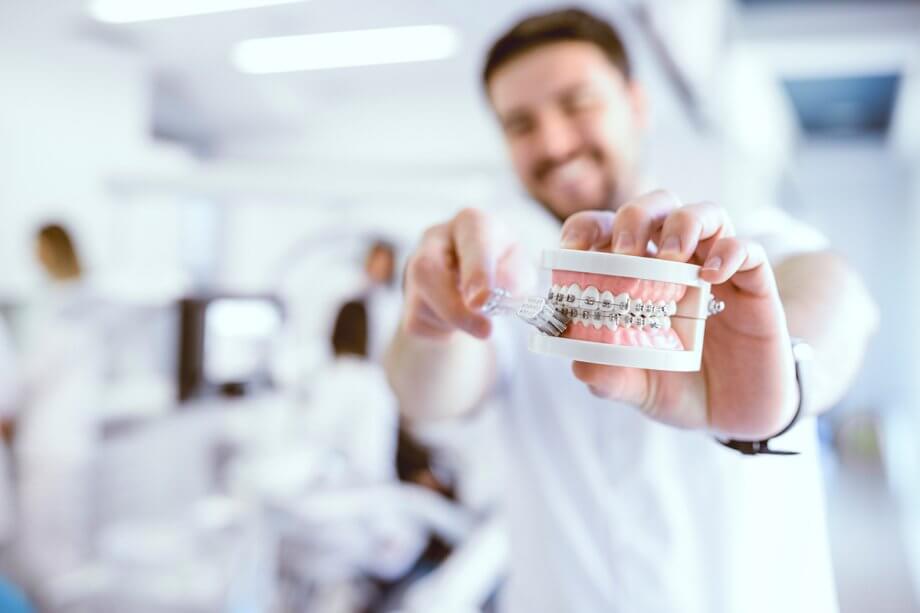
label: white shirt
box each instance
[306,356,399,485]
[494,208,839,613]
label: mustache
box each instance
[533,149,602,182]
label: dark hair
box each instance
[331,299,368,358]
[483,7,631,88]
[36,222,82,280]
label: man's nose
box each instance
[533,112,580,161]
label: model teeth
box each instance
[599,290,615,312]
[580,286,599,311]
[549,285,677,332]
[566,284,580,306]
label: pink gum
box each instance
[563,321,685,350]
[551,270,687,303]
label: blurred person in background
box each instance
[309,299,399,485]
[362,239,401,362]
[13,222,107,594]
[385,8,878,613]
[288,298,428,611]
[0,319,33,613]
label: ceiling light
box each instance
[88,0,305,24]
[231,25,460,74]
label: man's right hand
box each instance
[401,208,532,341]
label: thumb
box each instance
[571,361,650,408]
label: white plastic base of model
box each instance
[529,333,703,371]
[534,249,711,371]
[543,249,706,286]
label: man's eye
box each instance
[505,118,534,136]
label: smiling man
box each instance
[385,8,877,613]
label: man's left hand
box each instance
[560,190,797,440]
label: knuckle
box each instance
[651,188,681,207]
[413,254,442,280]
[408,253,440,282]
[420,223,446,243]
[668,207,696,227]
[455,206,488,227]
[615,203,647,226]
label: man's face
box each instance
[488,41,646,220]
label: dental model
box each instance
[528,249,723,372]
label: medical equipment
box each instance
[527,249,724,372]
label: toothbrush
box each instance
[479,287,570,336]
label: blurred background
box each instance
[0,0,918,611]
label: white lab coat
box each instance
[303,355,399,487]
[491,208,838,613]
[14,281,108,580]
[0,319,18,546]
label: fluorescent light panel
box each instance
[232,25,460,73]
[88,0,305,24]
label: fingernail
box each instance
[560,234,583,249]
[702,256,722,271]
[659,235,680,256]
[613,232,635,254]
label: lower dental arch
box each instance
[548,285,678,331]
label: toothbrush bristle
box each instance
[517,297,568,336]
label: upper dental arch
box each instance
[548,285,677,331]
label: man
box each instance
[385,8,877,613]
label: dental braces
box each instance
[548,286,677,330]
[531,250,724,371]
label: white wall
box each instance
[0,13,190,298]
[786,140,914,411]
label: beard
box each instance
[528,149,632,222]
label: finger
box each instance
[609,189,682,256]
[401,301,455,339]
[571,361,648,407]
[451,208,506,307]
[559,210,616,251]
[699,237,774,295]
[407,249,491,338]
[656,201,734,262]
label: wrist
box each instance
[716,337,811,456]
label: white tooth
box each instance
[591,310,603,329]
[551,284,562,304]
[622,313,634,328]
[643,302,656,316]
[661,316,671,330]
[666,300,677,316]
[599,290,614,312]
[648,316,663,331]
[614,292,630,313]
[635,314,647,329]
[581,286,599,311]
[558,284,568,304]
[566,284,581,307]
[653,301,667,317]
[630,298,644,314]
[603,313,619,330]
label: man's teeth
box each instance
[548,157,591,182]
[548,285,676,331]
